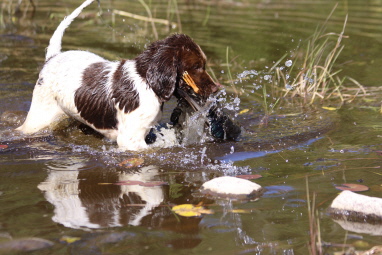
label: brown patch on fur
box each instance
[112,60,140,113]
[75,62,117,129]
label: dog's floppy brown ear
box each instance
[146,51,178,102]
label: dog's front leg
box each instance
[117,108,160,151]
[116,127,149,151]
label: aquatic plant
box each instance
[272,13,366,105]
[226,6,367,112]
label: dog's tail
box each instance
[45,0,96,61]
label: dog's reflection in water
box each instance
[38,164,165,229]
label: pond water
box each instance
[1,0,382,254]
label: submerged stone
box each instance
[0,237,54,252]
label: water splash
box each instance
[285,59,293,67]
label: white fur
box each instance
[17,0,162,151]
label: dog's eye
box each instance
[193,64,205,71]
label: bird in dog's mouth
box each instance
[178,71,212,112]
[145,72,241,145]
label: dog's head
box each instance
[135,34,219,103]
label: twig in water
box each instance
[113,9,177,28]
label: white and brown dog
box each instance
[17,0,219,151]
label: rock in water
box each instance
[328,190,382,223]
[201,176,262,200]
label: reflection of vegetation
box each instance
[306,177,322,255]
[112,0,182,40]
[169,183,183,199]
[0,0,35,26]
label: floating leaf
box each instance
[0,145,8,149]
[172,204,214,217]
[229,209,251,214]
[239,109,250,115]
[322,106,337,111]
[352,240,370,249]
[114,180,144,186]
[335,183,369,192]
[59,236,81,244]
[118,158,144,168]
[235,174,262,180]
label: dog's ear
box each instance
[146,50,178,102]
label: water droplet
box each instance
[285,60,292,67]
[263,75,272,81]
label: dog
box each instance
[16,0,219,151]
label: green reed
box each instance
[271,12,366,105]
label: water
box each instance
[1,0,382,254]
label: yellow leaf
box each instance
[322,106,337,111]
[239,109,250,115]
[229,209,250,214]
[172,204,214,217]
[60,236,81,244]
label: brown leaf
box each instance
[335,183,369,192]
[114,180,143,186]
[118,158,144,168]
[235,174,262,180]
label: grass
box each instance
[223,6,368,114]
[272,13,366,106]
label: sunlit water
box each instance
[1,0,382,254]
